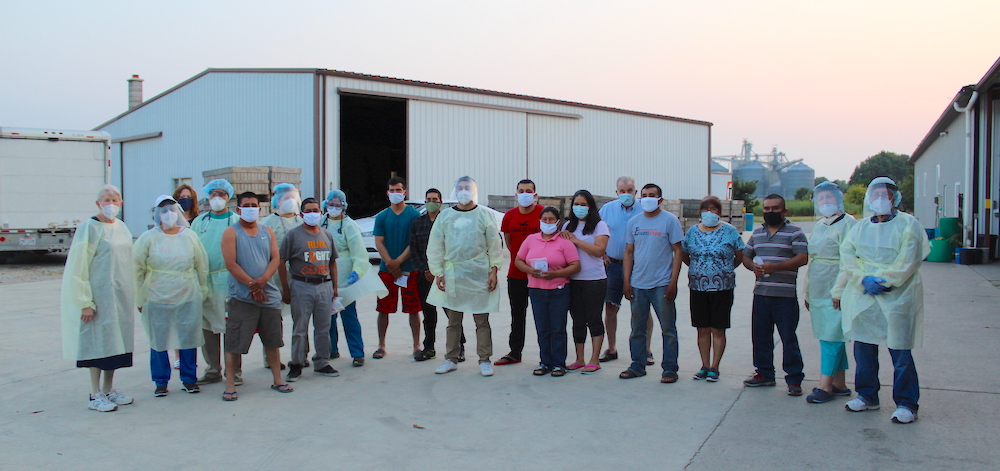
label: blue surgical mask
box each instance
[618,193,635,207]
[540,222,559,235]
[701,211,720,227]
[572,206,589,219]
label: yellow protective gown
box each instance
[61,217,136,361]
[133,227,209,351]
[262,212,301,317]
[190,211,240,333]
[832,211,930,350]
[325,215,387,306]
[804,213,856,342]
[426,206,503,313]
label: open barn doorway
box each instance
[339,94,407,218]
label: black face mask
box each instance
[763,211,784,226]
[178,197,194,211]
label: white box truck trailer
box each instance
[0,127,111,263]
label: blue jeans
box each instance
[854,341,920,411]
[330,301,364,358]
[628,285,679,375]
[529,287,571,369]
[751,295,804,385]
[150,348,196,386]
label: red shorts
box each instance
[377,270,422,314]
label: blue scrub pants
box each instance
[819,340,849,376]
[150,348,197,386]
[331,301,364,358]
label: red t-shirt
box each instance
[502,204,543,279]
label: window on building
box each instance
[172,177,192,190]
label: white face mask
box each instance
[456,190,473,205]
[239,207,260,223]
[101,203,120,219]
[210,197,228,212]
[517,193,535,207]
[540,222,559,235]
[302,212,322,226]
[819,203,839,218]
[327,206,343,218]
[159,210,178,228]
[388,192,405,205]
[640,197,660,213]
[279,198,299,215]
[869,197,892,216]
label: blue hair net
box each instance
[324,189,348,212]
[866,176,902,206]
[272,183,301,215]
[812,181,844,213]
[202,179,234,199]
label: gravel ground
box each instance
[0,252,67,285]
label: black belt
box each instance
[292,275,331,284]
[609,257,623,264]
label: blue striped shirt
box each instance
[743,220,808,297]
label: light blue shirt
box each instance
[599,199,641,260]
[625,210,684,289]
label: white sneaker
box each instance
[88,392,118,412]
[480,362,494,377]
[173,360,180,369]
[105,388,134,405]
[845,397,879,412]
[435,360,457,374]
[891,406,917,424]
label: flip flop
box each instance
[566,363,584,371]
[494,355,521,365]
[581,365,601,374]
[270,383,294,393]
[373,349,386,359]
[222,391,238,401]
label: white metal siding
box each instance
[325,75,710,201]
[913,117,966,226]
[408,101,526,202]
[99,73,314,234]
[711,173,732,198]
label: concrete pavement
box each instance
[1,255,998,470]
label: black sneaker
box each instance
[457,348,466,363]
[414,350,436,362]
[181,383,200,393]
[743,374,777,387]
[154,385,168,397]
[286,364,303,382]
[787,383,803,396]
[352,357,364,367]
[314,365,340,377]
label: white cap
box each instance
[154,194,177,207]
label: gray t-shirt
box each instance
[279,225,338,280]
[625,210,684,289]
[229,223,281,309]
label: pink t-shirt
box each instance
[516,233,580,290]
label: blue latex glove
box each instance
[862,276,888,295]
[347,271,359,285]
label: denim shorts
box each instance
[604,260,625,305]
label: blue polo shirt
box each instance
[599,199,641,260]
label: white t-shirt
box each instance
[566,220,610,281]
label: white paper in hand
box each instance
[530,258,549,272]
[331,297,345,313]
[753,256,770,278]
[395,274,409,288]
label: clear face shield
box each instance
[812,182,844,218]
[273,185,302,216]
[449,177,479,205]
[865,177,901,218]
[154,203,189,229]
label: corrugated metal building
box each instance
[910,56,1000,252]
[96,68,712,234]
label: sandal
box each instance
[373,349,386,359]
[222,391,238,401]
[566,363,584,371]
[533,366,551,376]
[270,383,294,393]
[551,367,567,377]
[619,369,646,379]
[581,365,601,374]
[494,355,521,366]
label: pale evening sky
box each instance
[1,0,997,182]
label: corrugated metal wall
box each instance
[99,73,314,235]
[324,75,710,202]
[913,117,966,226]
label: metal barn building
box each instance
[96,68,712,234]
[910,56,1000,252]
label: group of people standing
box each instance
[62,173,927,425]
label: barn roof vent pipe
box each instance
[127,74,144,110]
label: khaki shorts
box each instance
[225,298,283,354]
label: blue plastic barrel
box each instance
[745,213,754,230]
